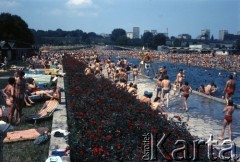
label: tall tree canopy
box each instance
[111,28,127,43]
[0,13,34,44]
[153,33,166,48]
[142,32,153,48]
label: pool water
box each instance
[112,57,240,105]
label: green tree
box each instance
[111,28,126,43]
[173,38,181,47]
[142,32,153,49]
[236,36,240,50]
[211,35,214,40]
[116,35,128,46]
[153,33,166,48]
[0,13,34,43]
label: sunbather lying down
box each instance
[27,78,53,98]
[25,99,59,122]
[38,99,59,117]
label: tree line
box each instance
[0,12,240,50]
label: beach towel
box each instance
[3,127,48,143]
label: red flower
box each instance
[79,149,84,155]
[106,135,112,140]
[105,151,110,157]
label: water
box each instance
[110,57,240,104]
[102,56,240,150]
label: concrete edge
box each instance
[139,73,240,109]
[47,75,70,162]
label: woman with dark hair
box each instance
[3,77,16,123]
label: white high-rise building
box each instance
[133,27,140,39]
[127,32,133,39]
[219,30,228,40]
[201,29,210,39]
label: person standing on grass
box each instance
[219,99,235,141]
[2,77,16,123]
[14,70,26,125]
[180,81,192,112]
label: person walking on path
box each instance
[175,69,185,96]
[219,99,235,141]
[180,81,192,112]
[161,75,171,108]
[222,74,235,104]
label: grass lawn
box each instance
[1,61,53,162]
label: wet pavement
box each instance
[133,75,240,155]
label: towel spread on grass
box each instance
[3,127,49,143]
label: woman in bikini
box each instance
[180,81,192,112]
[2,77,16,123]
[219,99,235,141]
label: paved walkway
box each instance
[116,71,240,154]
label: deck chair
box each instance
[25,100,59,123]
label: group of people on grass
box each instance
[0,54,63,125]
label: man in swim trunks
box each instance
[175,69,184,96]
[161,75,171,108]
[155,78,163,98]
[219,99,235,141]
[180,81,192,112]
[223,74,235,103]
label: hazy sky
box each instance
[0,0,239,38]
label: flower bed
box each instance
[63,55,211,161]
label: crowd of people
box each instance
[71,48,237,141]
[1,46,237,142]
[0,54,63,125]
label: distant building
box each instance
[133,27,140,39]
[178,34,192,39]
[127,32,133,39]
[0,40,35,62]
[189,44,210,52]
[219,30,228,40]
[100,33,110,38]
[144,30,150,33]
[151,30,158,36]
[201,29,210,40]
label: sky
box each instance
[0,0,239,38]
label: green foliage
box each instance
[116,35,128,46]
[173,38,181,47]
[0,12,34,43]
[153,33,166,48]
[142,32,153,48]
[236,36,240,50]
[110,28,127,42]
